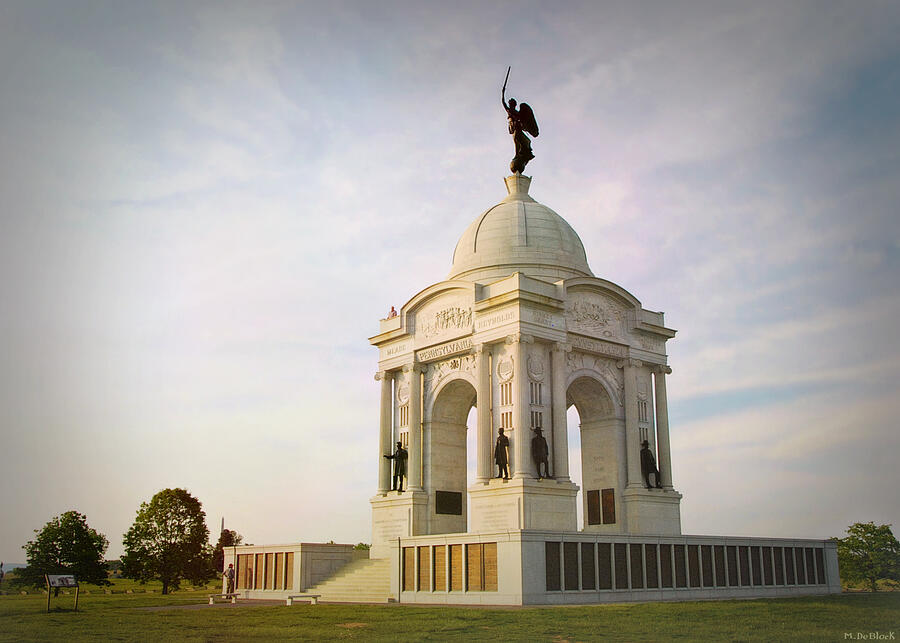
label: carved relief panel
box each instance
[565,293,628,342]
[413,293,474,347]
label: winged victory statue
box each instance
[501,66,540,174]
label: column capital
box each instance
[552,341,573,354]
[402,362,426,374]
[374,370,392,382]
[653,365,672,375]
[472,342,493,355]
[616,358,643,369]
[505,332,534,345]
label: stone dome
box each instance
[448,175,593,284]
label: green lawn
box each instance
[0,587,896,642]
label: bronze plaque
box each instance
[794,547,806,584]
[660,544,673,588]
[774,546,785,585]
[483,543,498,592]
[285,552,294,590]
[545,541,561,591]
[403,547,415,591]
[750,546,762,585]
[435,491,463,515]
[450,545,463,591]
[701,545,713,587]
[714,545,726,586]
[785,547,796,584]
[418,546,430,591]
[726,545,738,586]
[687,545,700,588]
[645,544,658,589]
[587,490,601,525]
[581,542,596,590]
[598,542,612,590]
[630,543,644,589]
[674,544,687,588]
[564,542,579,590]
[433,545,447,592]
[601,488,616,524]
[762,547,774,585]
[614,543,628,589]
[739,546,751,586]
[805,548,816,585]
[254,553,264,590]
[274,552,284,590]
[265,553,274,590]
[466,544,483,591]
[815,548,826,585]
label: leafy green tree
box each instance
[121,488,214,594]
[14,511,110,592]
[835,522,900,592]
[212,529,243,573]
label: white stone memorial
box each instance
[225,171,840,605]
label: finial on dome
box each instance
[503,174,534,202]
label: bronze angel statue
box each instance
[502,67,539,174]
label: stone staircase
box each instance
[306,557,393,603]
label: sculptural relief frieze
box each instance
[565,294,627,340]
[418,305,473,339]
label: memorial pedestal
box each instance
[468,477,579,533]
[370,490,428,559]
[621,487,683,535]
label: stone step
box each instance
[306,558,392,603]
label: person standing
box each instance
[224,563,235,594]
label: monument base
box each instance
[622,486,683,535]
[370,489,428,559]
[469,477,579,533]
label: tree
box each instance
[835,522,900,592]
[121,488,214,594]
[14,511,110,592]
[212,529,243,573]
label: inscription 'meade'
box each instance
[385,343,409,357]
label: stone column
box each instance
[474,343,492,483]
[551,342,571,481]
[618,358,643,488]
[376,370,393,493]
[510,333,533,479]
[405,363,425,491]
[654,365,674,490]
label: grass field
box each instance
[0,582,897,643]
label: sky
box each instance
[1,1,898,563]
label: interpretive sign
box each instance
[45,574,79,612]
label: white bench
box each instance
[285,594,321,606]
[208,592,240,605]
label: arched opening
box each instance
[426,378,476,534]
[566,376,620,532]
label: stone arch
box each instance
[567,367,623,418]
[424,376,476,535]
[566,375,624,532]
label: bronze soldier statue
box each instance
[384,441,408,492]
[502,66,539,174]
[532,427,551,479]
[640,440,662,490]
[495,427,510,480]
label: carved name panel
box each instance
[570,335,628,359]
[416,338,473,362]
[475,308,516,331]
